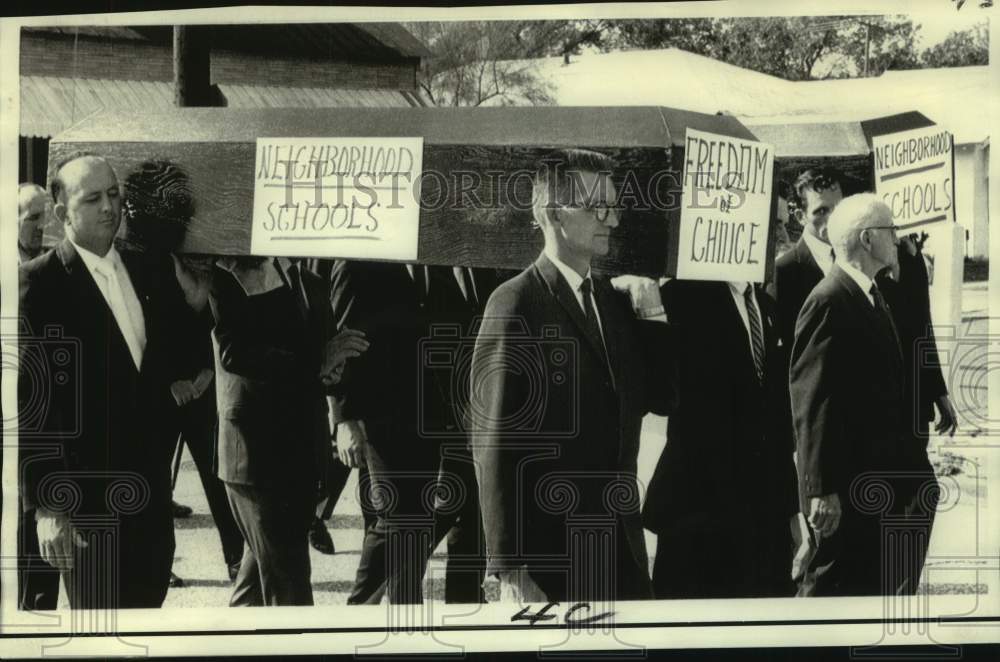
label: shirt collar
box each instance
[727,281,750,298]
[69,237,119,275]
[838,260,875,300]
[544,246,591,294]
[274,256,293,276]
[802,231,834,273]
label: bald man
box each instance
[18,183,49,263]
[790,194,935,596]
[18,152,184,608]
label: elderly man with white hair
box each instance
[789,193,934,597]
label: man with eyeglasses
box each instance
[470,148,678,603]
[789,194,938,596]
[772,167,955,592]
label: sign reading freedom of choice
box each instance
[251,137,424,260]
[872,125,954,230]
[675,128,774,283]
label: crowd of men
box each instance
[16,148,955,609]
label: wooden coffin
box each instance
[49,106,764,277]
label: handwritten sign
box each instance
[251,137,423,260]
[872,126,954,230]
[674,129,774,283]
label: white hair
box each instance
[826,193,892,260]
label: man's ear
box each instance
[52,200,67,225]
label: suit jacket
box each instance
[772,237,824,362]
[877,247,948,433]
[328,261,486,451]
[643,281,797,534]
[772,237,946,432]
[470,253,677,601]
[210,259,333,489]
[18,240,182,518]
[790,264,919,505]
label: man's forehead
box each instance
[60,157,117,191]
[19,187,48,209]
[805,183,842,207]
[565,169,616,200]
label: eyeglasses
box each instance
[864,225,898,235]
[553,202,623,223]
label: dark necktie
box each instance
[277,258,308,319]
[580,278,613,384]
[743,284,765,382]
[411,264,427,306]
[870,284,901,352]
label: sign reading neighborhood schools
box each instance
[675,128,774,283]
[872,126,954,230]
[251,137,423,260]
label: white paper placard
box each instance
[675,128,774,283]
[872,126,954,231]
[251,137,423,259]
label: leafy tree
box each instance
[605,16,922,80]
[921,23,989,67]
[406,20,608,106]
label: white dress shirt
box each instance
[802,231,835,276]
[838,261,876,307]
[71,240,147,369]
[726,281,765,359]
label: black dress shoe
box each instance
[172,500,193,518]
[308,517,335,555]
[169,572,185,588]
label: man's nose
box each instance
[604,208,620,228]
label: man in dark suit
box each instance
[471,149,677,603]
[18,153,183,608]
[771,167,956,586]
[209,256,368,606]
[772,168,956,440]
[790,194,936,596]
[329,260,490,604]
[643,279,798,599]
[16,182,61,611]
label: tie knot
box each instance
[580,277,592,298]
[744,283,753,298]
[95,258,117,279]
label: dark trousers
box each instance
[344,464,387,604]
[353,435,486,604]
[226,482,314,606]
[64,501,175,610]
[652,511,795,599]
[317,451,353,520]
[17,502,61,610]
[176,405,243,568]
[431,450,487,604]
[798,470,937,597]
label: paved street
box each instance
[160,281,992,608]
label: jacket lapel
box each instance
[830,264,902,367]
[533,254,612,380]
[118,250,154,373]
[56,239,141,377]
